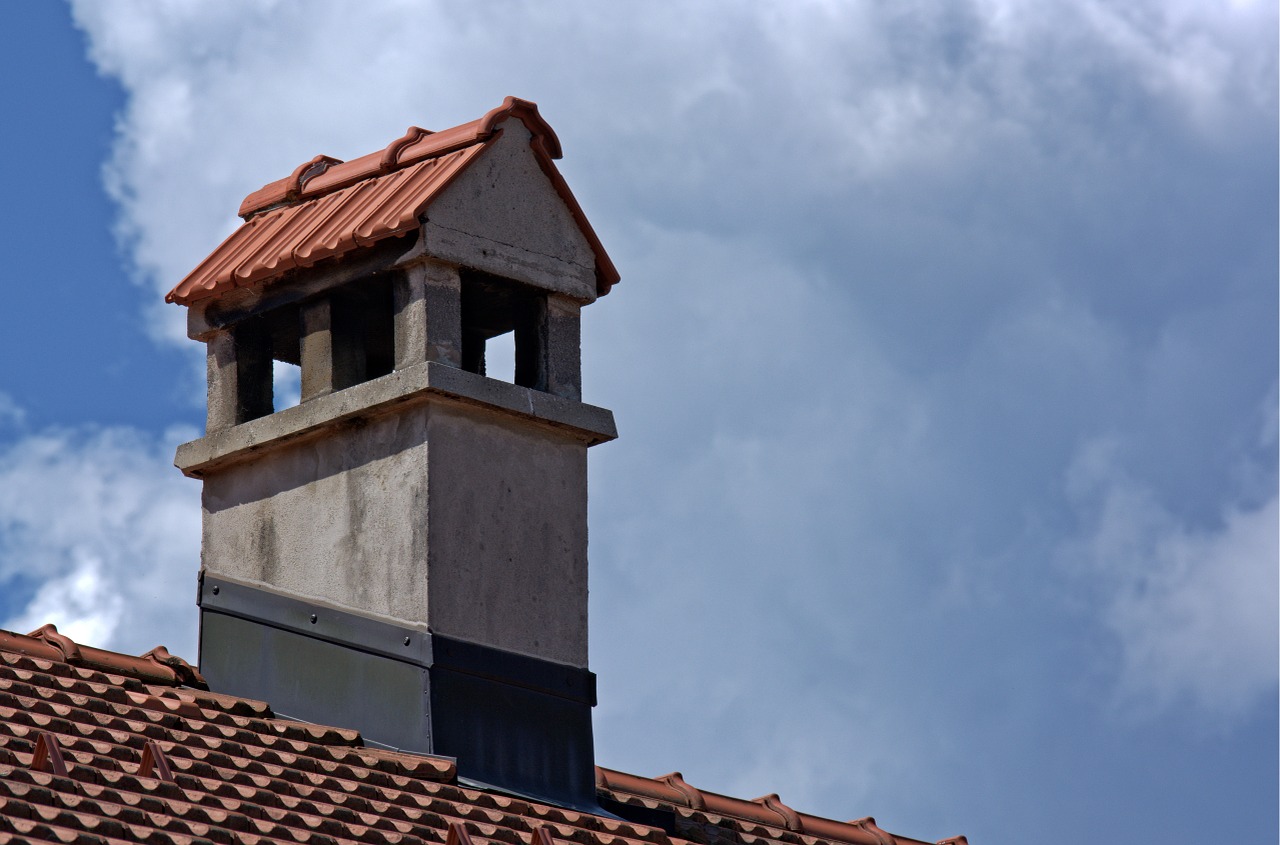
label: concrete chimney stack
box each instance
[167,98,618,808]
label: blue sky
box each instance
[0,2,1275,843]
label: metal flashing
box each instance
[200,573,433,665]
[198,574,596,704]
[197,577,600,809]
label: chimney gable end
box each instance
[420,120,599,303]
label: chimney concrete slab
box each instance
[175,360,616,478]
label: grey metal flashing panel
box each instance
[199,574,432,665]
[200,611,433,751]
[197,577,602,810]
[198,574,596,704]
[175,360,617,477]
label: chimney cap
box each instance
[166,96,618,307]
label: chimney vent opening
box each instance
[460,270,548,391]
[294,275,395,403]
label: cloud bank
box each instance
[0,1,1267,841]
[0,422,200,658]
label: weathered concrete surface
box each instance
[205,330,240,434]
[198,396,591,667]
[427,405,587,665]
[206,324,273,433]
[200,406,433,632]
[176,360,615,477]
[422,121,597,303]
[544,294,582,401]
[394,259,463,370]
[299,297,339,401]
[183,113,615,673]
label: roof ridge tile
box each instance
[1,627,196,690]
[596,769,949,845]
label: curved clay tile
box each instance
[290,154,344,197]
[752,793,802,831]
[380,126,433,171]
[16,623,204,687]
[478,95,563,159]
[0,628,66,662]
[595,766,688,806]
[141,645,207,689]
[656,771,706,809]
[171,96,619,306]
[238,153,344,218]
[846,817,895,845]
[24,623,79,662]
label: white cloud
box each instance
[1109,494,1278,716]
[1062,434,1278,719]
[0,426,201,660]
[5,556,124,648]
[0,393,25,429]
[69,0,1275,348]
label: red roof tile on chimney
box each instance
[167,96,618,307]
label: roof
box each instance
[166,96,619,306]
[0,625,966,845]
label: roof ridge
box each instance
[0,625,205,689]
[596,767,958,845]
[237,95,561,221]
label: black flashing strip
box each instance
[198,574,595,705]
[432,635,596,706]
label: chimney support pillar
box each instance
[544,294,582,401]
[300,296,365,401]
[205,323,272,433]
[395,260,463,371]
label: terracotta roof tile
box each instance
[167,96,618,307]
[594,769,954,845]
[0,627,962,845]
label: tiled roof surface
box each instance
[167,96,619,306]
[0,626,964,845]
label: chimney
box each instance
[168,98,619,809]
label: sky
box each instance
[0,2,1275,843]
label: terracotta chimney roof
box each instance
[166,96,618,306]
